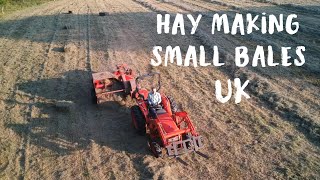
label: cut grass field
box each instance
[0,0,319,179]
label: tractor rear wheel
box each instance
[131,105,146,135]
[167,95,178,113]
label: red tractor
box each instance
[91,65,204,157]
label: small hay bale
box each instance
[54,100,74,112]
[99,12,107,16]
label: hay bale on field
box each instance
[53,100,74,112]
[99,12,107,16]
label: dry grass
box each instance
[0,0,319,179]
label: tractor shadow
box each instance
[6,69,155,177]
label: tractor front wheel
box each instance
[131,105,146,135]
[147,136,163,158]
[91,88,98,104]
[167,95,178,113]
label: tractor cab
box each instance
[134,73,174,117]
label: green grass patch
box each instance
[0,0,54,17]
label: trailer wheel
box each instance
[167,95,178,113]
[91,88,97,104]
[131,105,146,135]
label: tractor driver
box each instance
[147,87,162,118]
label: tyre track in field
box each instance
[0,3,68,177]
[0,1,72,69]
[83,0,149,178]
[83,1,116,178]
[10,2,75,179]
[26,0,95,177]
[0,5,67,157]
[34,2,87,178]
[45,1,93,178]
[87,0,111,72]
[52,0,124,178]
[100,0,156,177]
[86,7,92,73]
[97,0,151,72]
[0,1,71,106]
[0,1,65,57]
[48,1,95,178]
[3,4,63,176]
[101,0,154,72]
[72,2,96,179]
[180,0,225,12]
